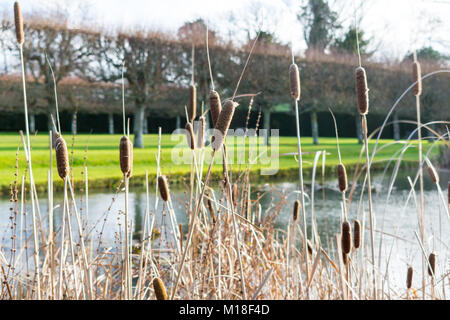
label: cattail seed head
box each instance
[212,100,237,151]
[188,84,197,123]
[14,2,24,45]
[341,221,352,255]
[342,252,348,265]
[426,165,439,184]
[289,63,301,101]
[406,266,413,289]
[353,219,361,249]
[307,239,313,256]
[337,163,348,193]
[153,277,168,300]
[55,133,69,180]
[209,90,222,127]
[232,183,238,208]
[158,175,170,202]
[355,66,369,115]
[428,252,436,277]
[412,61,422,96]
[206,191,216,223]
[185,122,195,150]
[293,200,300,221]
[119,135,132,176]
[447,181,450,206]
[197,116,205,149]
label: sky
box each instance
[1,0,449,61]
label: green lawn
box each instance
[0,132,439,193]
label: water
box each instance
[1,168,449,293]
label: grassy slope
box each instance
[0,132,439,193]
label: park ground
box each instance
[0,132,440,194]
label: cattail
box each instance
[55,133,69,180]
[119,135,132,176]
[209,90,222,127]
[353,219,361,250]
[341,221,352,255]
[426,165,439,184]
[185,122,195,150]
[197,116,205,149]
[428,252,436,277]
[232,183,238,208]
[206,191,216,223]
[179,224,183,249]
[447,181,450,206]
[293,199,300,221]
[355,66,369,115]
[158,175,170,202]
[126,139,133,178]
[342,252,348,265]
[188,84,197,123]
[153,277,168,300]
[307,239,313,255]
[337,163,348,193]
[212,100,237,151]
[14,2,24,45]
[412,61,422,97]
[289,63,300,101]
[406,266,413,289]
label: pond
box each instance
[1,167,449,292]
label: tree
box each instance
[94,31,177,148]
[298,0,341,145]
[14,13,95,133]
[404,46,449,66]
[332,27,371,57]
[298,0,341,55]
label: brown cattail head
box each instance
[232,183,238,208]
[185,122,195,150]
[55,133,69,180]
[293,200,300,221]
[158,175,170,202]
[412,61,422,96]
[188,84,197,123]
[355,66,369,115]
[337,163,348,193]
[289,63,301,101]
[209,90,222,127]
[353,219,361,250]
[153,277,168,300]
[426,165,439,184]
[212,100,237,151]
[206,191,216,223]
[341,221,352,255]
[448,181,450,206]
[307,239,313,256]
[428,252,436,277]
[406,266,413,289]
[197,116,205,149]
[14,2,24,45]
[119,135,132,176]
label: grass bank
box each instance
[0,132,439,194]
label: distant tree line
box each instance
[0,5,449,147]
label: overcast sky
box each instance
[1,0,449,61]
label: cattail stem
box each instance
[294,99,309,298]
[123,175,131,299]
[362,114,376,299]
[171,153,216,299]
